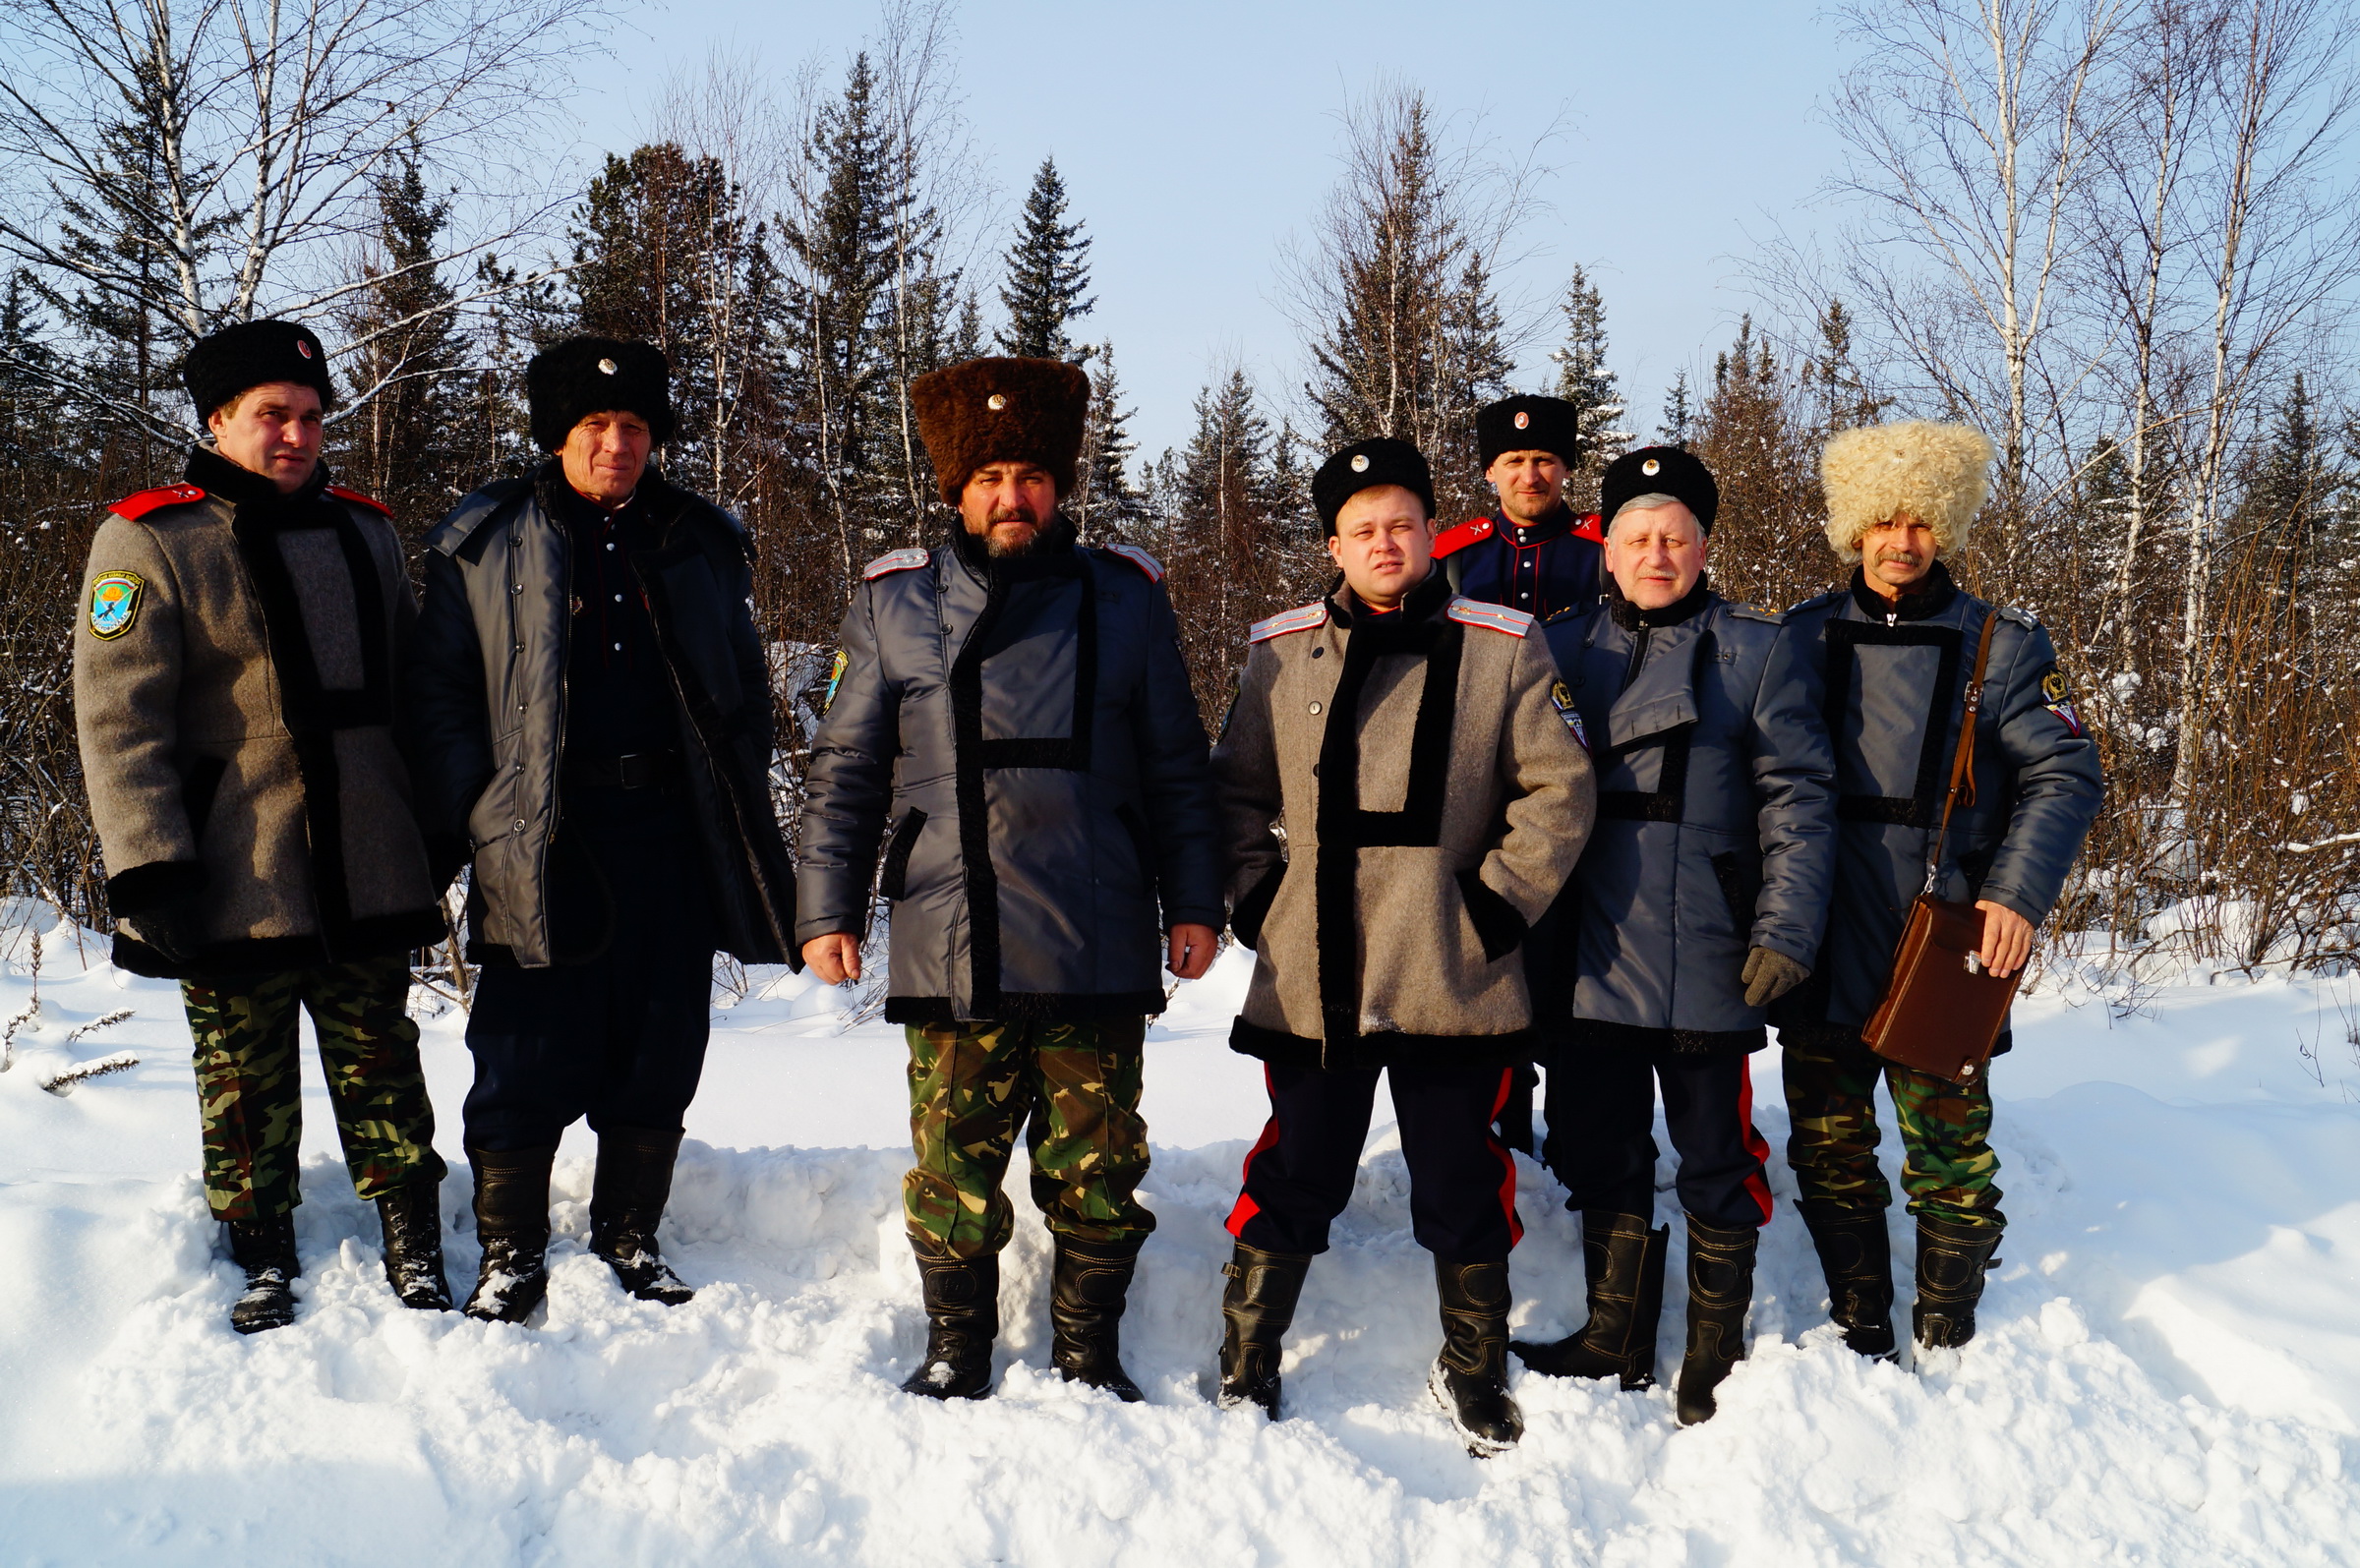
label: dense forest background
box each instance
[1,0,2356,984]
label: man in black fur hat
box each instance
[408,334,796,1324]
[74,319,452,1333]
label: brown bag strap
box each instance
[1923,610,2000,895]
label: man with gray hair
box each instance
[1517,444,1837,1425]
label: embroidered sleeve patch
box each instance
[2037,664,2083,734]
[88,571,145,639]
[822,648,849,712]
[1550,678,1590,751]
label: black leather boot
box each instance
[901,1241,998,1400]
[377,1177,452,1310]
[1800,1200,1896,1362]
[1510,1212,1668,1388]
[1675,1214,1759,1425]
[1428,1258,1524,1457]
[1049,1236,1146,1401]
[1216,1243,1312,1418]
[462,1143,556,1324]
[225,1213,300,1334]
[1914,1214,2003,1350]
[589,1126,694,1306]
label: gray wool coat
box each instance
[1770,563,2103,1054]
[796,521,1224,1024]
[73,446,444,978]
[1212,572,1597,1071]
[1540,580,1837,1054]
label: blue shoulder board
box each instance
[1249,602,1329,643]
[1099,542,1163,582]
[1448,599,1535,638]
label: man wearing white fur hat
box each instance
[1774,422,2100,1359]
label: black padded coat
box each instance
[1770,563,2103,1053]
[1541,579,1837,1054]
[795,522,1223,1025]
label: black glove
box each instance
[1741,946,1810,1008]
[105,860,209,967]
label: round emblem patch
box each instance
[1514,410,1530,430]
[1351,454,1370,472]
[297,339,314,359]
[88,571,145,640]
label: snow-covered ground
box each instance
[3,910,2357,1567]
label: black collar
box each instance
[1496,503,1575,549]
[1606,572,1712,632]
[1849,559,1957,620]
[1330,565,1450,631]
[185,443,329,512]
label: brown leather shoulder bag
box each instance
[1860,611,2018,1083]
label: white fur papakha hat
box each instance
[1819,420,1996,561]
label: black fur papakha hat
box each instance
[1600,444,1720,532]
[1477,394,1581,468]
[1312,436,1435,536]
[183,319,336,422]
[526,336,675,452]
[910,356,1091,503]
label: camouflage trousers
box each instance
[183,954,445,1223]
[903,1017,1155,1260]
[1780,1036,2004,1231]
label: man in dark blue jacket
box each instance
[1776,422,2100,1360]
[796,357,1223,1406]
[1516,445,1836,1425]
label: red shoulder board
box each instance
[325,484,392,517]
[1573,511,1604,543]
[106,484,206,521]
[1430,516,1496,559]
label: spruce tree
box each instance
[1072,342,1145,540]
[996,157,1094,363]
[1657,371,1694,448]
[1548,266,1631,511]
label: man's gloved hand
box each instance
[105,861,208,967]
[1741,946,1810,1008]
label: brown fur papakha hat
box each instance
[1820,420,1996,561]
[910,356,1091,503]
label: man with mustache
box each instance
[1512,445,1836,1425]
[74,319,451,1333]
[1431,394,1605,1152]
[408,336,797,1323]
[1209,437,1594,1454]
[796,357,1222,1404]
[1774,422,2100,1360]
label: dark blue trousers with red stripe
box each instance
[1540,1047,1773,1230]
[1227,1061,1524,1264]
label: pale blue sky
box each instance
[563,0,1856,461]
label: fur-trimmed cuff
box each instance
[425,833,473,892]
[1229,863,1286,951]
[104,860,207,918]
[1455,869,1529,962]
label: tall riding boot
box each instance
[225,1213,301,1334]
[1216,1243,1313,1418]
[1428,1259,1524,1457]
[462,1143,556,1324]
[1049,1236,1147,1401]
[1800,1200,1896,1361]
[377,1177,452,1310]
[901,1240,999,1400]
[1914,1214,2003,1350]
[1510,1212,1668,1388]
[588,1126,695,1306]
[1675,1214,1759,1425]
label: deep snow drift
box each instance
[2,911,2357,1566]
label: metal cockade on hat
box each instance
[1351,453,1370,472]
[297,340,314,359]
[598,358,619,375]
[1642,457,1661,476]
[986,393,1007,411]
[1514,410,1529,430]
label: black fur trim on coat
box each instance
[1230,862,1285,951]
[1568,1016,1768,1057]
[104,859,206,918]
[1455,868,1529,961]
[1229,1015,1540,1073]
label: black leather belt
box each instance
[562,750,682,789]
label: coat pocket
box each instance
[180,754,229,844]
[1709,850,1755,930]
[878,806,927,900]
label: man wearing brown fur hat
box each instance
[796,355,1223,1405]
[1775,420,2100,1360]
[74,318,451,1334]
